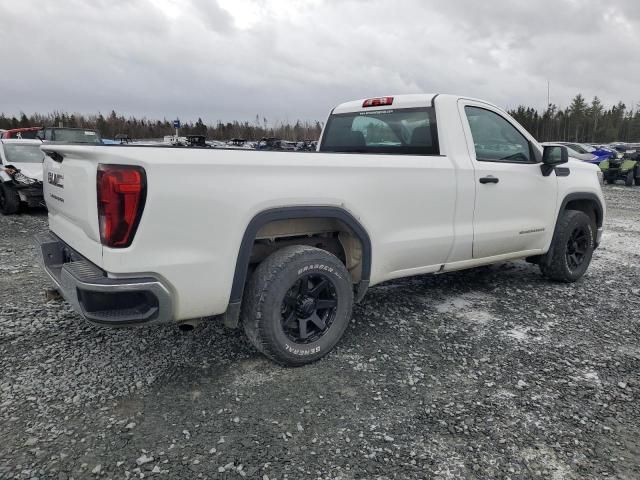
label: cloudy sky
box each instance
[1,0,639,124]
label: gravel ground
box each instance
[1,186,639,480]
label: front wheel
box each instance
[539,210,594,282]
[242,245,354,366]
[0,182,20,215]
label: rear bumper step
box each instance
[35,231,173,326]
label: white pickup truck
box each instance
[36,94,605,366]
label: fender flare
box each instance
[223,206,372,327]
[556,192,604,229]
[544,193,604,264]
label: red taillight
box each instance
[97,165,146,248]
[362,97,394,108]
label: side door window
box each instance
[464,106,533,164]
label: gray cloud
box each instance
[1,0,639,124]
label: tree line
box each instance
[508,94,640,143]
[0,110,323,141]
[1,94,639,142]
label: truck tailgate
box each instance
[42,145,103,265]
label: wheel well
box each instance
[230,206,371,301]
[250,217,365,283]
[222,208,371,328]
[565,199,600,229]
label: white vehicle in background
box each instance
[37,94,605,366]
[0,139,45,214]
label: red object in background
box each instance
[2,127,43,139]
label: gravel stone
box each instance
[136,455,154,466]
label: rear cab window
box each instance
[320,107,439,155]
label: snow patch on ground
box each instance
[230,359,275,388]
[520,445,574,480]
[460,309,496,325]
[505,326,531,342]
[580,369,602,387]
[434,292,494,314]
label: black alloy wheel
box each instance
[565,226,590,272]
[280,273,338,344]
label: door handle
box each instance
[479,176,499,184]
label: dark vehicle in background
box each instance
[599,144,640,186]
[294,140,318,151]
[0,139,45,214]
[257,137,282,150]
[115,134,132,144]
[40,127,102,144]
[2,127,43,139]
[186,135,210,147]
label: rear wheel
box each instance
[242,245,353,366]
[625,170,634,187]
[0,182,20,215]
[540,210,594,282]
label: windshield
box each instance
[51,129,102,143]
[320,107,439,154]
[3,144,45,163]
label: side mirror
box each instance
[541,145,568,176]
[542,145,568,165]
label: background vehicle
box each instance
[37,94,605,366]
[185,135,210,147]
[257,137,282,150]
[2,127,42,139]
[115,134,132,144]
[40,127,102,144]
[0,139,45,214]
[572,143,615,164]
[599,149,640,185]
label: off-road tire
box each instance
[0,182,20,215]
[634,167,640,186]
[625,170,634,187]
[242,245,353,366]
[539,210,594,283]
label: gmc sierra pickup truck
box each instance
[36,94,605,366]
